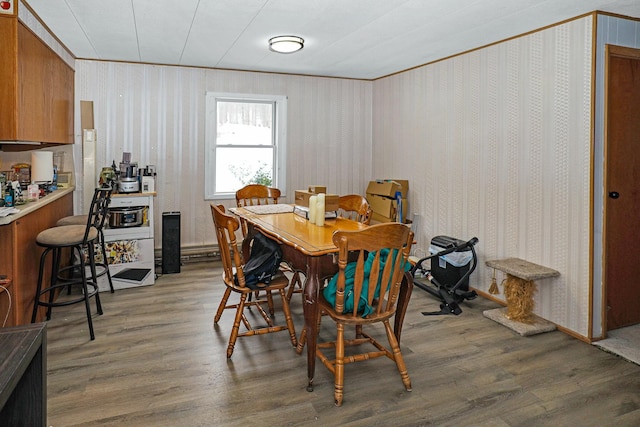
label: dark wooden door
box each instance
[604,45,640,331]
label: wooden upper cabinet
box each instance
[0,17,74,146]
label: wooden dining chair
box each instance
[336,194,373,225]
[235,184,284,314]
[286,194,373,302]
[235,184,282,236]
[210,204,297,358]
[310,222,414,406]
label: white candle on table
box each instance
[316,193,325,226]
[309,195,317,224]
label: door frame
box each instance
[602,43,640,335]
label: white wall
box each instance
[75,62,373,251]
[372,17,593,337]
[27,6,638,339]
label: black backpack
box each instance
[236,231,283,290]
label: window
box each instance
[205,92,287,199]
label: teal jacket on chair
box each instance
[323,248,410,317]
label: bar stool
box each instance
[56,185,114,293]
[31,186,111,340]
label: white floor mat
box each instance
[594,324,640,366]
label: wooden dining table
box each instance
[230,205,413,392]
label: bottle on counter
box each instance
[4,182,14,207]
[28,183,40,200]
[0,172,5,201]
[49,166,58,192]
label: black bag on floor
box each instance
[236,231,283,290]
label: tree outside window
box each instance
[205,93,287,199]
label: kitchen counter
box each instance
[0,187,75,226]
[0,189,73,327]
[111,191,157,198]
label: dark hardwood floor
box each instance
[43,261,640,426]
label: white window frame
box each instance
[204,92,287,200]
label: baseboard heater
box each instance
[154,244,220,264]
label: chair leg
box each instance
[265,291,275,316]
[65,248,78,295]
[227,292,248,358]
[278,289,297,347]
[79,245,96,341]
[286,270,304,302]
[32,247,52,323]
[250,289,274,316]
[384,321,412,392]
[87,244,103,316]
[334,322,345,406]
[99,230,115,293]
[296,328,306,354]
[46,248,63,320]
[214,288,232,324]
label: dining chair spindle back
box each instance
[314,222,414,406]
[210,203,297,358]
[286,194,372,303]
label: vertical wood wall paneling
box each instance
[76,62,372,251]
[66,12,640,340]
[372,17,593,337]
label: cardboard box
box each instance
[370,212,413,225]
[370,212,395,224]
[366,180,409,198]
[80,100,94,130]
[367,193,408,222]
[294,190,339,211]
[394,180,409,198]
[307,185,326,194]
[366,180,401,198]
[367,193,396,218]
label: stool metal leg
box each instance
[87,243,103,315]
[79,243,96,340]
[47,248,63,320]
[99,229,114,293]
[32,247,52,323]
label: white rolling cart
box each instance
[98,193,156,291]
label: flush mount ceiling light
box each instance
[269,35,304,54]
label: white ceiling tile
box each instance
[21,0,640,79]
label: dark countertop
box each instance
[0,323,47,426]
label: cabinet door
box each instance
[17,23,47,142]
[12,193,74,325]
[0,20,73,145]
[50,55,74,144]
[17,23,74,144]
[0,281,14,327]
[0,18,19,141]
